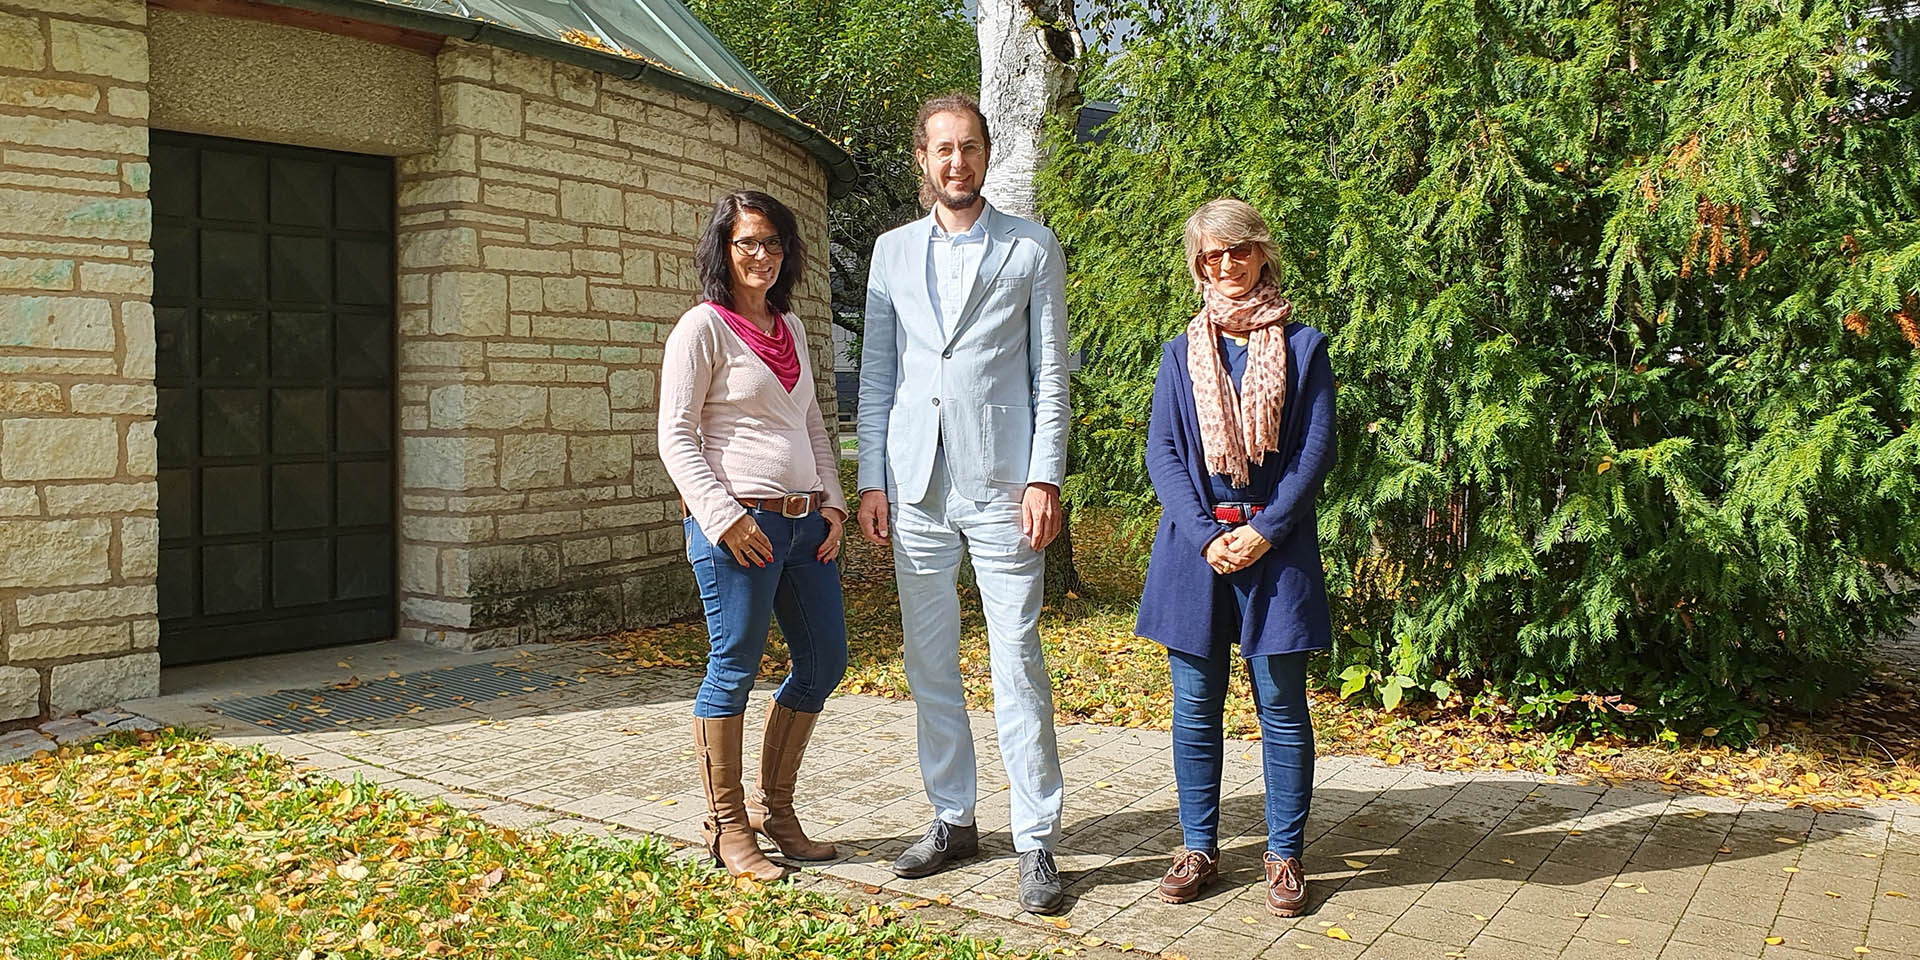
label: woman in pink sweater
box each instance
[659,190,849,882]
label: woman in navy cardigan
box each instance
[1138,199,1336,916]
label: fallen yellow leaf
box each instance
[1766,937,1785,945]
[1343,859,1369,869]
[1887,891,1909,899]
[1325,928,1351,941]
[1783,866,1799,873]
[1052,918,1072,929]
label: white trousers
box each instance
[893,448,1063,852]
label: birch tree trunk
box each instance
[976,0,1084,600]
[975,0,1083,220]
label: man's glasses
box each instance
[732,236,786,257]
[1198,241,1257,268]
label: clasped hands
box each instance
[1205,523,1271,575]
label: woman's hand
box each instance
[817,507,846,563]
[1220,525,1272,571]
[1204,532,1239,574]
[719,513,774,567]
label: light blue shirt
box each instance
[926,217,987,334]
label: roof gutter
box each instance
[250,0,859,197]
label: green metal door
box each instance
[151,132,396,665]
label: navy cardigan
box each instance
[1135,323,1338,659]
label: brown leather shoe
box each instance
[1264,852,1307,916]
[1156,848,1218,903]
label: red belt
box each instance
[1213,503,1263,523]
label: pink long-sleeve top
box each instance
[658,303,848,542]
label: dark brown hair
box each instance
[696,190,808,313]
[914,92,992,155]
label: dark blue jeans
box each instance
[686,511,848,718]
[1168,646,1314,858]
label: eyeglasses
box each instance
[1198,242,1257,268]
[731,236,786,257]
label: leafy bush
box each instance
[1044,0,1920,733]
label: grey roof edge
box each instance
[248,0,857,197]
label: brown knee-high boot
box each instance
[693,714,786,881]
[746,702,837,861]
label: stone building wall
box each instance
[392,40,834,650]
[0,1,836,720]
[0,0,158,720]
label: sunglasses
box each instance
[1198,241,1258,268]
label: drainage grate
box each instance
[207,662,575,731]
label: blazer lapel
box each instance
[943,205,1016,350]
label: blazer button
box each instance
[931,398,941,406]
[942,349,953,359]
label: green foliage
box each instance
[1044,0,1920,732]
[686,0,976,333]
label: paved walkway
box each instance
[125,637,1920,960]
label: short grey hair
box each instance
[1182,198,1281,289]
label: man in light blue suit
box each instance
[855,92,1071,914]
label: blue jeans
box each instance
[1168,646,1314,858]
[686,511,848,718]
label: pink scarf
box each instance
[708,301,800,392]
[1186,281,1293,487]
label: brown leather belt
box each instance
[683,491,826,519]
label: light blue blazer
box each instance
[856,204,1071,505]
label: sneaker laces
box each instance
[1023,849,1060,885]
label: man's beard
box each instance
[927,177,982,210]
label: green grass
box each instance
[0,732,1019,960]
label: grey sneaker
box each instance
[1018,848,1065,914]
[891,819,978,878]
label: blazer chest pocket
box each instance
[981,403,1032,483]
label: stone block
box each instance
[118,515,155,577]
[527,102,616,141]
[106,87,144,118]
[125,419,155,475]
[508,274,542,310]
[401,435,498,490]
[621,565,698,625]
[624,193,671,234]
[0,296,115,350]
[470,541,561,593]
[441,81,521,137]
[77,262,148,294]
[49,651,159,714]
[0,486,38,515]
[1,417,118,480]
[574,250,622,277]
[44,480,156,514]
[430,271,508,337]
[50,20,146,81]
[542,275,588,311]
[532,584,622,639]
[481,245,572,274]
[399,227,480,269]
[398,175,479,206]
[0,11,44,72]
[399,542,437,593]
[499,432,565,490]
[0,255,77,292]
[559,180,624,226]
[15,583,156,626]
[131,617,155,649]
[0,666,39,722]
[562,536,611,567]
[9,621,130,660]
[121,160,147,190]
[400,513,492,543]
[489,46,552,95]
[0,115,143,156]
[122,300,154,379]
[427,383,546,430]
[68,383,154,414]
[0,382,64,412]
[608,368,655,410]
[548,387,610,431]
[567,434,631,484]
[496,509,581,539]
